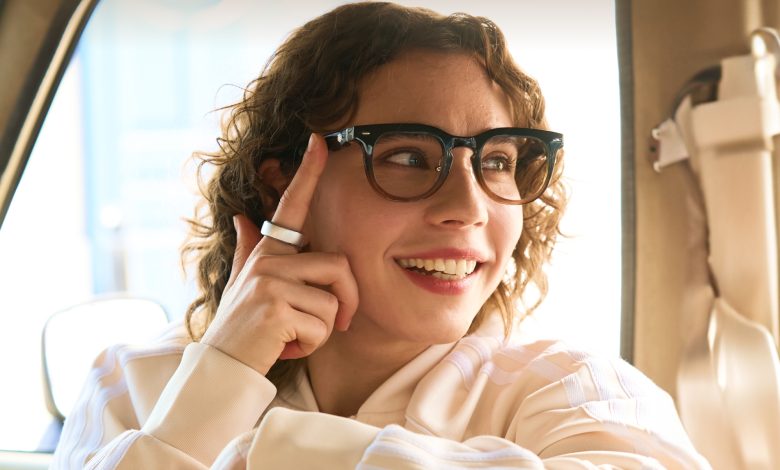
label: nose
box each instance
[423,147,488,228]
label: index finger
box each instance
[262,133,328,254]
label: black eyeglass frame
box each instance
[323,123,563,204]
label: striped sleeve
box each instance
[501,343,712,469]
[239,339,711,469]
[399,336,710,468]
[52,331,277,469]
[242,406,708,469]
[51,342,186,468]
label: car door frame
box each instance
[0,0,99,228]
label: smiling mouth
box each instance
[395,258,481,280]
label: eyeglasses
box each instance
[323,123,563,205]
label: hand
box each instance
[201,134,359,375]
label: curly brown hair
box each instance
[182,2,566,389]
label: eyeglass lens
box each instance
[370,131,551,202]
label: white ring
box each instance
[260,221,306,248]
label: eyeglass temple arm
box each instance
[324,127,356,151]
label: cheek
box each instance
[491,206,524,263]
[305,175,405,254]
[304,161,355,249]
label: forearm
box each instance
[140,342,277,464]
[53,342,277,469]
[243,408,709,470]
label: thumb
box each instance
[226,213,262,291]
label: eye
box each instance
[380,149,429,168]
[482,154,515,172]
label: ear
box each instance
[258,158,291,220]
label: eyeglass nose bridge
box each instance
[448,136,477,152]
[437,136,477,173]
[435,135,479,178]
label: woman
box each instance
[54,3,710,469]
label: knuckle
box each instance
[329,252,349,269]
[299,342,317,356]
[247,274,270,293]
[252,254,275,272]
[323,293,339,313]
[259,272,277,288]
[298,326,328,356]
[261,273,282,290]
[258,299,287,328]
[281,321,298,342]
[313,319,329,341]
[267,296,289,315]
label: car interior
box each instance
[2,0,780,468]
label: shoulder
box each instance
[406,325,706,466]
[454,334,671,407]
[482,337,691,439]
[409,334,667,436]
[452,335,688,432]
[442,312,657,398]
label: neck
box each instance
[305,316,430,417]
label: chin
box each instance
[428,327,472,344]
[394,310,476,345]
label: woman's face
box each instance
[305,50,524,344]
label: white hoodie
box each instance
[52,312,710,469]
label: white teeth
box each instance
[431,271,458,280]
[396,257,480,278]
[456,259,467,276]
[444,259,456,274]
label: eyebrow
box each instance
[486,135,524,145]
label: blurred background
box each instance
[0,0,620,451]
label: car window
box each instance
[0,0,620,452]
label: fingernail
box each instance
[306,133,315,154]
[232,215,241,234]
